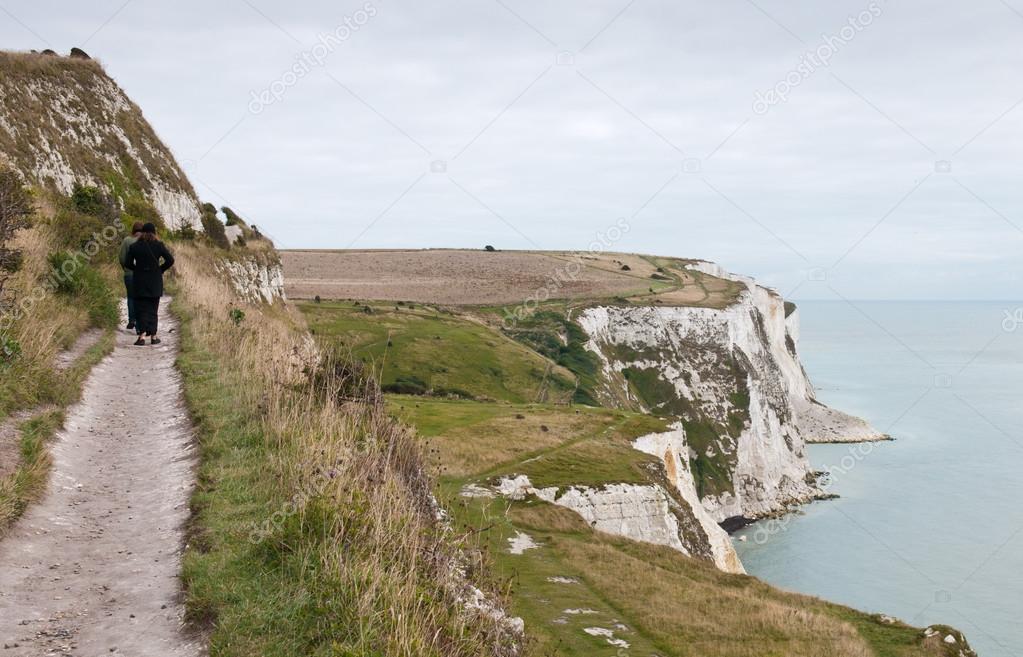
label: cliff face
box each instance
[215,255,286,304]
[0,52,202,229]
[577,262,883,525]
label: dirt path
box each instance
[0,301,203,656]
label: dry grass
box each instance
[0,216,115,532]
[281,249,653,305]
[172,244,519,656]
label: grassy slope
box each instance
[173,246,518,657]
[302,301,578,403]
[301,302,974,657]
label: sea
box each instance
[733,301,1023,657]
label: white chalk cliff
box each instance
[216,257,286,304]
[576,262,883,526]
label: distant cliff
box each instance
[0,52,202,229]
[576,262,885,530]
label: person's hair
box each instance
[131,221,144,234]
[140,231,158,241]
[140,222,158,241]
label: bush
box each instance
[221,206,246,227]
[381,375,429,396]
[123,197,166,233]
[229,308,245,326]
[47,252,119,328]
[200,204,230,249]
[484,245,496,252]
[71,184,117,221]
[173,223,197,241]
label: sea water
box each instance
[734,301,1023,657]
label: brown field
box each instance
[281,249,662,305]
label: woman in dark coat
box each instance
[125,222,174,345]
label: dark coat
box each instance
[125,239,174,298]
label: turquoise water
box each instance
[734,301,1023,657]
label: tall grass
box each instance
[172,244,519,656]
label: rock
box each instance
[945,634,957,644]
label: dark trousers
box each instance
[123,273,137,326]
[135,296,160,336]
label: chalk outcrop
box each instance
[493,465,745,575]
[216,256,286,304]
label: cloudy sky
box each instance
[2,0,1022,299]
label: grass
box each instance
[0,409,64,535]
[172,244,519,656]
[442,488,967,657]
[0,208,118,532]
[300,301,577,404]
[389,396,667,486]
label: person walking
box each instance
[118,221,144,332]
[124,222,174,346]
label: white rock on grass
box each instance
[507,531,540,555]
[583,627,630,649]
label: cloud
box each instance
[2,0,1021,298]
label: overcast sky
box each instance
[2,0,1022,299]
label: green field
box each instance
[301,301,579,404]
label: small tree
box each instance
[484,245,496,252]
[0,168,33,306]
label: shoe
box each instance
[134,337,146,346]
[150,337,162,345]
[126,322,135,330]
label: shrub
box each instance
[199,204,230,249]
[381,375,428,396]
[71,184,117,220]
[0,168,33,305]
[620,264,631,271]
[221,206,246,227]
[173,222,197,241]
[46,252,118,328]
[310,344,379,403]
[123,197,166,233]
[484,245,496,252]
[229,308,245,326]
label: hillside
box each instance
[0,51,201,229]
[289,250,973,656]
[0,50,976,657]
